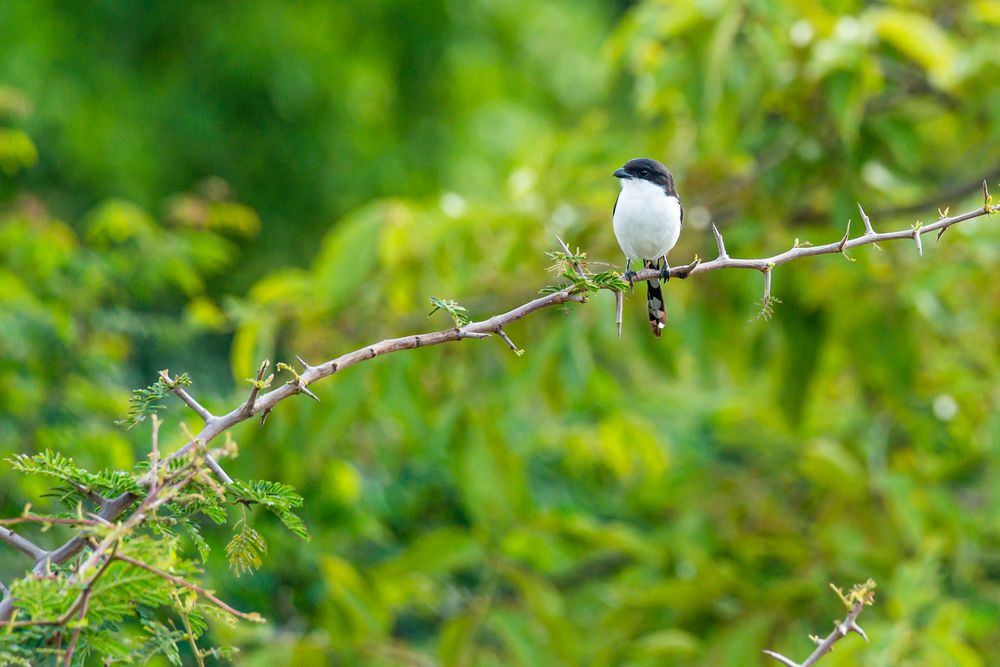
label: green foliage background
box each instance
[2,0,1000,664]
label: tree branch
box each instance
[644,200,997,282]
[112,553,263,623]
[0,195,992,624]
[0,526,47,562]
[764,580,876,667]
[158,373,233,484]
[160,370,215,423]
[5,542,118,630]
[0,515,104,528]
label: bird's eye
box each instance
[639,169,649,177]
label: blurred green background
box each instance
[2,0,1000,665]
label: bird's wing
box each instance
[613,191,620,217]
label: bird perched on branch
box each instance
[612,158,685,337]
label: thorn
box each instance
[857,202,874,235]
[846,620,868,643]
[243,360,269,417]
[673,256,701,279]
[984,179,991,211]
[297,381,320,402]
[857,203,880,249]
[258,409,271,428]
[936,226,948,242]
[837,218,852,253]
[294,354,315,371]
[711,223,729,259]
[762,650,800,667]
[912,224,923,257]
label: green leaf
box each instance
[226,517,268,577]
[0,128,38,175]
[429,296,471,327]
[138,620,184,666]
[228,480,310,540]
[439,613,479,667]
[115,372,192,429]
[180,517,211,562]
[868,9,958,89]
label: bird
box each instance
[612,158,685,337]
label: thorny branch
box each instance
[764,580,877,667]
[0,194,995,628]
[627,193,998,309]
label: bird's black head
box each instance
[613,158,676,195]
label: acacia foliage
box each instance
[1,420,308,664]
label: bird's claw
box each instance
[658,265,671,283]
[623,270,638,289]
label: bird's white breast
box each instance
[613,179,682,262]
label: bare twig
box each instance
[149,414,161,495]
[160,370,214,423]
[112,553,263,622]
[496,328,521,354]
[202,455,234,485]
[62,581,94,667]
[158,373,234,482]
[750,266,781,322]
[614,289,623,339]
[177,593,207,667]
[0,515,103,528]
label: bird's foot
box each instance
[658,265,671,282]
[623,270,638,289]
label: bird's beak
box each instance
[613,168,629,179]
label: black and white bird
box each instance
[612,158,684,337]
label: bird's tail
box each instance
[644,259,666,337]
